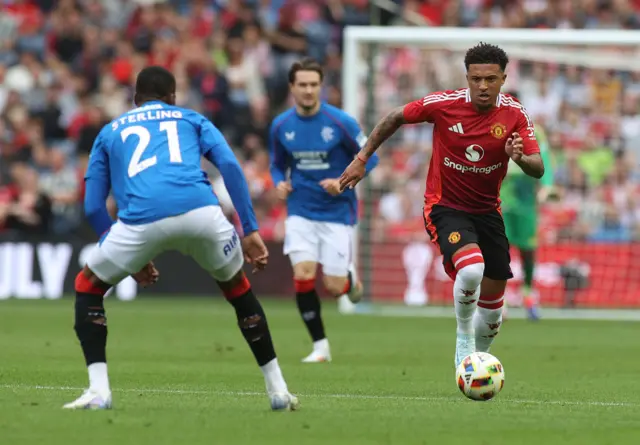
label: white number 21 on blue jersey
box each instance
[122,121,183,178]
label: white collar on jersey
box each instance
[464,88,502,107]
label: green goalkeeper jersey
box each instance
[500,127,553,213]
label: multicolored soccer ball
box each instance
[455,352,505,401]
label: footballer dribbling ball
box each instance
[455,352,505,401]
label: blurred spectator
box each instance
[39,149,80,234]
[0,162,51,234]
[0,0,640,244]
[76,105,107,156]
[363,0,640,244]
[225,36,266,130]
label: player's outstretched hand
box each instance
[505,132,524,162]
[339,157,366,191]
[319,178,342,196]
[132,261,159,288]
[276,181,293,201]
[242,231,269,273]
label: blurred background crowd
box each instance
[2,0,640,244]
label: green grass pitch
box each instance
[1,297,639,445]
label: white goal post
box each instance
[343,26,640,117]
[341,26,640,317]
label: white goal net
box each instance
[343,27,640,314]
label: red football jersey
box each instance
[403,88,540,214]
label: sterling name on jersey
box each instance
[269,103,378,225]
[403,88,540,213]
[85,101,258,234]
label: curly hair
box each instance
[135,66,176,100]
[464,42,509,72]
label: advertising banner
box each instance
[0,235,295,300]
[2,234,638,308]
[370,241,640,308]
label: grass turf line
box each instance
[1,297,639,445]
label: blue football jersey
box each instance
[268,103,378,225]
[84,101,258,235]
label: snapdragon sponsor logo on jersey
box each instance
[444,144,502,174]
[465,144,484,162]
[292,151,330,170]
[444,157,503,174]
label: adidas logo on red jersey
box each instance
[448,123,464,134]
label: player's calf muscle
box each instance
[74,268,109,366]
[480,277,507,297]
[323,275,348,297]
[217,269,276,366]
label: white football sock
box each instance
[452,250,484,334]
[312,338,329,353]
[260,358,288,394]
[88,362,110,394]
[473,296,505,352]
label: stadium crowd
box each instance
[1,0,640,244]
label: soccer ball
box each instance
[455,352,505,401]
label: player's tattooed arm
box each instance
[515,153,544,179]
[341,106,407,190]
[359,106,406,160]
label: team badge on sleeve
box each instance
[490,123,507,139]
[356,131,367,148]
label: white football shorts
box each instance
[87,205,243,284]
[283,215,354,276]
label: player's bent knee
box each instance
[322,276,347,297]
[293,271,316,282]
[457,263,484,287]
[292,261,317,281]
[452,246,485,287]
[74,268,110,295]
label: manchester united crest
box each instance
[490,123,507,139]
[448,231,461,244]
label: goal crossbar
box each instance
[342,26,640,118]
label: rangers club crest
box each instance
[490,123,506,139]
